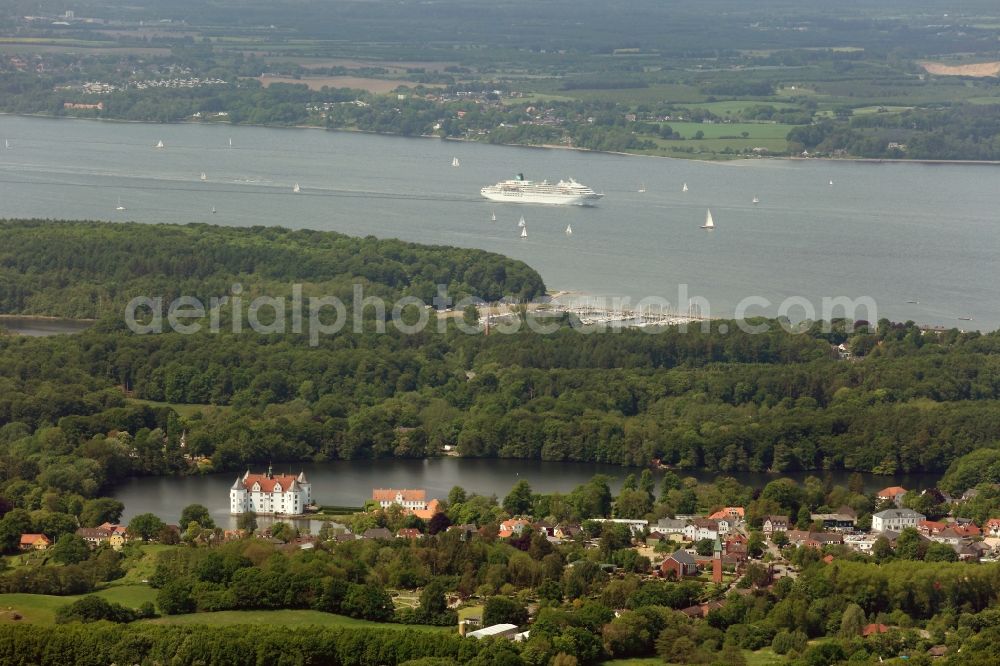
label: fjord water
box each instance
[1,115,998,329]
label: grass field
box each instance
[146,609,451,631]
[0,585,157,625]
[677,100,798,115]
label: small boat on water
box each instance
[115,197,126,212]
[638,183,646,193]
[958,315,974,321]
[490,210,496,222]
[752,196,760,204]
[518,215,526,228]
[700,209,715,230]
[520,226,527,239]
[293,183,301,193]
[452,157,460,167]
[211,206,217,214]
[228,137,233,148]
[682,183,689,192]
[155,139,164,149]
[200,172,207,182]
[565,223,573,235]
[3,139,10,150]
[829,179,834,186]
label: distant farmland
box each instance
[257,75,442,93]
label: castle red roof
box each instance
[245,473,299,492]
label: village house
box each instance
[844,534,881,553]
[19,534,51,551]
[396,528,423,539]
[876,486,908,507]
[372,488,428,511]
[985,518,1000,537]
[361,527,393,540]
[230,467,312,516]
[810,507,857,531]
[654,518,688,541]
[554,524,582,540]
[76,526,111,547]
[707,507,745,523]
[661,549,699,578]
[683,519,719,542]
[763,515,789,535]
[872,508,925,533]
[498,518,532,538]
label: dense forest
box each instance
[0,220,544,317]
[1,220,999,494]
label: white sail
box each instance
[829,179,834,186]
[518,215,526,228]
[211,206,217,214]
[228,137,233,148]
[638,183,646,193]
[682,183,688,192]
[200,172,207,181]
[293,183,300,193]
[452,157,460,167]
[3,139,9,150]
[752,196,759,204]
[520,226,527,238]
[115,197,126,211]
[565,224,573,235]
[155,139,164,149]
[490,210,496,222]
[701,209,715,229]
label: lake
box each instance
[1,115,998,329]
[111,457,938,529]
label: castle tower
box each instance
[712,537,723,584]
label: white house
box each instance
[230,467,311,516]
[872,508,925,533]
[682,519,719,542]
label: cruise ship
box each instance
[481,174,603,206]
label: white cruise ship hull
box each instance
[480,188,600,206]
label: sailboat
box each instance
[490,210,496,222]
[155,139,164,149]
[228,137,233,149]
[3,139,9,150]
[452,157,460,167]
[520,226,528,239]
[115,197,126,212]
[518,215,526,228]
[293,183,301,193]
[700,209,715,230]
[211,206,217,214]
[200,172,207,182]
[752,195,760,204]
[638,183,646,193]
[565,223,573,235]
[682,183,689,192]
[829,179,834,186]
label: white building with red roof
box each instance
[373,488,428,511]
[230,466,312,516]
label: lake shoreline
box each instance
[5,111,1000,166]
